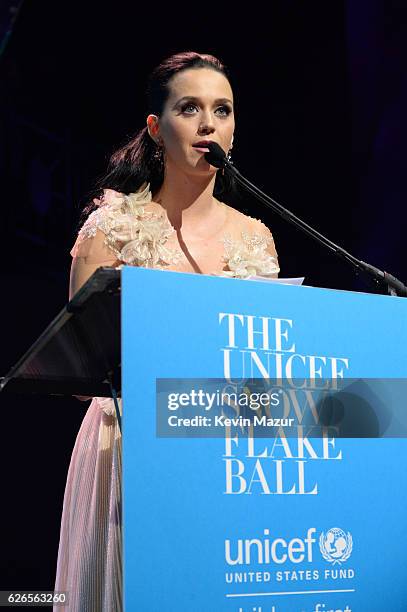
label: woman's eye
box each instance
[181,103,198,114]
[215,105,232,117]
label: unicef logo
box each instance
[319,527,353,565]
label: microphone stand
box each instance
[211,150,407,297]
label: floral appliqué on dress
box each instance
[75,184,182,268]
[222,232,279,279]
[74,185,279,278]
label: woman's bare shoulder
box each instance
[218,201,272,237]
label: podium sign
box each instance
[122,268,407,611]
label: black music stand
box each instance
[0,268,121,398]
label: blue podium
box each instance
[122,268,407,612]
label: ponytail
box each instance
[97,127,162,194]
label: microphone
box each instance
[204,142,228,169]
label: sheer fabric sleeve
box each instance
[69,209,121,299]
[223,214,280,279]
[254,218,279,277]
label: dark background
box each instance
[0,0,406,595]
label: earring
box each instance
[153,141,164,170]
[222,148,233,176]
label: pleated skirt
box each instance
[54,397,122,611]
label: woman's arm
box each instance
[69,228,120,400]
[69,229,120,299]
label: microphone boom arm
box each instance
[218,153,406,297]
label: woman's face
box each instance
[154,67,235,177]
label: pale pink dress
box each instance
[54,185,279,612]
